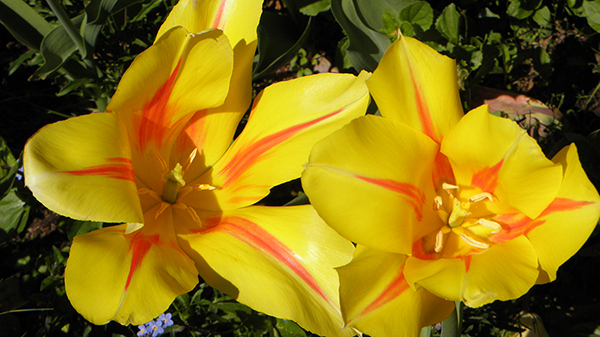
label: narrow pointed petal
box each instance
[182,72,370,210]
[156,0,263,51]
[65,209,198,325]
[108,28,233,153]
[441,106,563,219]
[338,246,454,337]
[24,113,142,223]
[527,144,600,281]
[302,115,440,254]
[367,36,463,142]
[175,205,355,337]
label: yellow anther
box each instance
[182,148,198,172]
[434,230,445,253]
[469,192,493,203]
[477,218,502,234]
[195,184,216,191]
[433,196,443,210]
[460,234,489,249]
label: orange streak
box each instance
[220,109,345,187]
[357,268,409,319]
[137,60,182,152]
[432,151,455,188]
[471,159,503,194]
[411,75,438,142]
[491,198,593,243]
[125,232,160,290]
[62,157,135,182]
[211,0,227,30]
[194,216,331,302]
[355,175,425,221]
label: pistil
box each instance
[162,163,185,204]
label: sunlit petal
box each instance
[527,144,600,281]
[303,115,440,254]
[367,35,463,142]
[181,72,370,211]
[175,205,355,336]
[24,112,142,223]
[442,106,563,218]
[65,208,198,325]
[338,246,454,336]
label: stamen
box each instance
[152,151,169,174]
[442,183,459,194]
[469,192,493,203]
[155,202,170,219]
[460,234,489,249]
[433,196,443,210]
[187,206,203,227]
[182,148,198,172]
[194,184,217,191]
[434,230,445,253]
[138,188,162,202]
[477,218,502,234]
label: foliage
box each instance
[1,0,600,336]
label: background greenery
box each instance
[2,0,600,336]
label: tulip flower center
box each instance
[430,182,502,255]
[162,163,185,204]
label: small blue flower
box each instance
[147,321,164,337]
[137,324,149,337]
[157,313,174,328]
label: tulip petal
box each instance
[527,144,600,281]
[338,246,454,337]
[367,36,463,143]
[65,207,198,325]
[442,106,563,218]
[175,205,355,337]
[156,0,262,50]
[181,72,370,210]
[406,236,538,307]
[302,115,440,254]
[24,112,142,223]
[108,28,233,154]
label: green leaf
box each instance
[66,220,103,241]
[0,188,30,235]
[0,0,55,50]
[399,1,433,31]
[253,11,313,79]
[532,6,551,27]
[353,0,417,31]
[298,0,331,16]
[80,0,120,58]
[584,0,600,33]
[435,3,461,45]
[275,318,307,337]
[331,0,391,72]
[0,136,18,198]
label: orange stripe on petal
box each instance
[220,109,345,187]
[411,76,437,142]
[471,160,503,194]
[125,232,161,290]
[354,268,409,320]
[194,216,331,302]
[355,175,425,221]
[212,0,227,30]
[432,151,455,188]
[137,61,182,152]
[62,158,135,182]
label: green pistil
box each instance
[162,163,185,204]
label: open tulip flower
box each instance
[302,35,600,336]
[23,0,371,335]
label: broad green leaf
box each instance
[66,220,103,241]
[354,0,417,31]
[80,0,120,58]
[0,0,55,50]
[584,0,600,33]
[532,6,551,27]
[298,0,331,16]
[331,0,390,72]
[0,136,17,198]
[275,318,307,337]
[399,1,433,31]
[253,11,313,79]
[0,188,30,235]
[435,3,461,45]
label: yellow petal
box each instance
[338,246,454,337]
[23,112,143,223]
[527,144,600,281]
[367,35,463,143]
[108,28,233,153]
[156,0,263,51]
[175,205,355,337]
[302,115,441,254]
[404,254,466,301]
[442,105,563,218]
[181,72,370,211]
[65,207,198,325]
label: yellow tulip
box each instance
[302,36,600,336]
[23,1,371,334]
